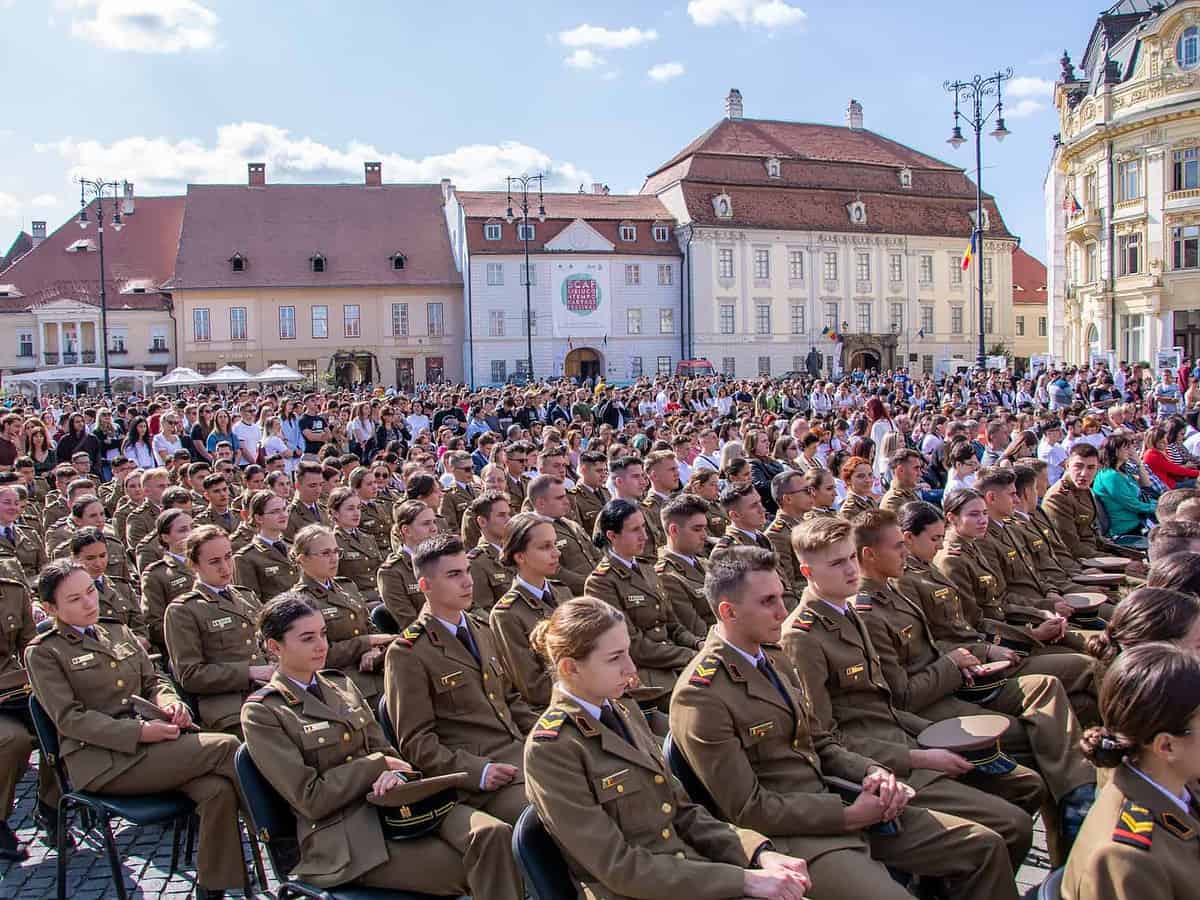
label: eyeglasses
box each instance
[309,548,343,559]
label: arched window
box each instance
[1086,323,1101,358]
[1179,26,1200,69]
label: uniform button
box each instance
[245,639,252,645]
[792,740,801,751]
[352,629,360,636]
[675,851,685,859]
[616,785,625,793]
[109,661,117,669]
[661,829,671,840]
[242,622,248,629]
[483,672,489,680]
[317,737,325,744]
[116,679,125,688]
[660,803,672,814]
[654,775,665,784]
[342,733,351,742]
[349,613,357,621]
[488,692,495,700]
[345,755,353,763]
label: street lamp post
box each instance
[77,177,125,396]
[944,69,1012,372]
[505,175,546,382]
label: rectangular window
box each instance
[297,359,317,384]
[278,306,296,340]
[515,359,530,378]
[1085,173,1097,209]
[625,264,641,286]
[951,306,963,334]
[722,357,736,377]
[719,304,735,335]
[856,302,871,333]
[793,355,805,372]
[17,332,32,357]
[1119,160,1141,201]
[921,305,934,335]
[427,303,444,336]
[489,310,505,337]
[823,251,838,282]
[1016,316,1025,336]
[629,356,643,378]
[790,303,806,335]
[193,308,210,342]
[1173,225,1200,269]
[856,252,871,283]
[627,308,642,334]
[756,303,771,335]
[484,222,502,240]
[486,262,503,286]
[519,263,536,286]
[1120,314,1144,365]
[719,248,734,279]
[343,304,361,338]
[823,302,839,332]
[311,305,328,338]
[196,362,216,375]
[150,326,167,352]
[389,303,408,337]
[1118,233,1142,275]
[758,356,771,376]
[889,253,903,282]
[951,256,963,285]
[620,224,637,242]
[984,305,994,334]
[788,250,804,281]
[919,255,934,284]
[517,223,535,241]
[1038,316,1048,337]
[656,355,672,376]
[983,257,994,286]
[659,309,674,334]
[1086,243,1099,281]
[754,248,770,280]
[1174,148,1200,191]
[653,224,669,242]
[230,307,248,341]
[657,263,673,286]
[889,302,903,333]
[491,359,507,383]
[922,354,934,374]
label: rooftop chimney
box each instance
[248,162,266,187]
[31,221,46,247]
[365,161,382,186]
[440,178,453,202]
[122,180,135,216]
[725,88,744,120]
[592,183,605,195]
[845,98,864,131]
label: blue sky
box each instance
[1,0,1108,264]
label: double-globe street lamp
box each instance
[505,174,546,382]
[944,69,1012,372]
[77,177,125,396]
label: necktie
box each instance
[455,624,480,664]
[274,542,287,555]
[83,626,97,640]
[757,656,794,710]
[3,527,11,543]
[94,577,105,594]
[599,704,631,744]
[306,680,325,704]
[755,532,771,550]
[217,588,232,602]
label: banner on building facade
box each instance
[551,261,612,338]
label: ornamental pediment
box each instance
[31,299,97,317]
[544,219,614,253]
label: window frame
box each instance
[652,224,669,242]
[719,303,735,335]
[1179,26,1200,70]
[657,263,673,286]
[17,331,32,357]
[951,306,964,335]
[788,250,804,281]
[718,248,735,279]
[889,253,903,283]
[230,306,248,342]
[516,223,536,241]
[823,251,838,282]
[920,305,934,335]
[343,304,361,338]
[427,302,445,337]
[754,248,770,281]
[625,264,641,286]
[656,355,672,377]
[1174,148,1200,191]
[919,255,934,285]
[278,305,296,341]
[756,303,772,335]
[311,305,328,339]
[193,308,211,343]
[619,224,637,242]
[390,303,409,337]
[1118,232,1142,276]
[486,262,504,286]
[627,308,642,335]
[659,308,674,335]
[856,251,871,283]
[488,310,505,337]
[790,303,806,335]
[856,302,872,334]
[1173,224,1200,270]
[484,222,502,241]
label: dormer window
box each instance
[310,253,327,273]
[652,224,670,242]
[230,253,246,272]
[1179,26,1200,70]
[484,221,502,240]
[765,157,781,178]
[390,252,407,271]
[969,209,991,231]
[517,223,535,241]
[898,167,913,189]
[619,222,637,242]
[67,239,95,253]
[712,193,733,219]
[0,285,21,298]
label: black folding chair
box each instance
[661,732,719,815]
[371,605,399,634]
[28,694,193,900]
[377,696,397,746]
[512,805,576,900]
[1025,867,1064,900]
[233,744,451,899]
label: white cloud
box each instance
[36,123,593,193]
[30,194,58,208]
[1006,99,1046,119]
[1004,76,1055,118]
[62,0,219,53]
[688,0,807,28]
[564,48,604,70]
[0,193,18,218]
[558,24,657,49]
[648,61,685,82]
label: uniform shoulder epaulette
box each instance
[791,609,816,632]
[494,591,517,611]
[531,707,568,741]
[396,621,425,648]
[596,557,612,574]
[853,592,874,613]
[1112,798,1155,851]
[26,628,54,646]
[653,557,669,574]
[467,546,484,559]
[689,654,721,687]
[332,575,355,586]
[766,518,787,533]
[246,683,283,703]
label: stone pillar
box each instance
[57,322,65,361]
[94,321,101,359]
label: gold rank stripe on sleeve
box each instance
[397,622,424,647]
[792,611,814,632]
[1112,799,1155,851]
[688,655,720,687]
[531,709,567,742]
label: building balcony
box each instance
[43,352,58,365]
[81,351,96,364]
[148,344,169,354]
[1167,188,1200,204]
[62,352,77,364]
[1114,197,1145,219]
[109,345,128,356]
[1066,207,1102,240]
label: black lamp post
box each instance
[505,174,546,381]
[77,177,124,396]
[944,68,1012,372]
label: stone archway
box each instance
[849,350,881,372]
[564,347,602,381]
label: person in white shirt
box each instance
[232,403,263,468]
[1037,421,1068,485]
[151,414,184,466]
[692,428,721,474]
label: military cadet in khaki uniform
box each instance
[110,473,144,555]
[501,442,529,512]
[464,491,514,611]
[0,483,46,588]
[242,598,522,900]
[286,461,328,541]
[163,527,273,733]
[69,528,149,649]
[671,547,1025,900]
[878,449,925,514]
[1008,465,1100,597]
[839,457,879,521]
[655,496,715,639]
[764,470,814,611]
[45,494,133,588]
[324,488,384,606]
[683,470,729,550]
[569,449,610,536]
[525,596,814,900]
[40,466,74,533]
[384,534,538,826]
[124,468,169,550]
[526,474,598,596]
[1042,443,1145,566]
[377,500,438,630]
[713,482,775,554]
[192,473,239,537]
[640,450,680,561]
[438,451,476,537]
[351,466,392,552]
[233,492,299,604]
[26,562,245,897]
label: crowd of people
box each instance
[0,358,1196,900]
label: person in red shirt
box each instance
[1142,423,1199,489]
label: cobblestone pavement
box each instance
[0,754,1053,899]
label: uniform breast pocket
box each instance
[205,618,244,652]
[592,771,646,832]
[432,670,471,713]
[738,719,779,760]
[298,721,339,762]
[622,594,659,629]
[837,664,868,689]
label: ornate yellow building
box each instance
[1049,0,1200,366]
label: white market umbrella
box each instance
[253,363,307,384]
[204,364,254,385]
[154,366,206,387]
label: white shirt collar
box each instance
[559,685,604,722]
[718,628,764,667]
[1125,762,1192,815]
[609,551,635,569]
[820,598,848,616]
[737,526,761,541]
[433,611,468,634]
[200,580,230,595]
[667,549,696,567]
[515,575,548,598]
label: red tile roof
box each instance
[0,197,183,312]
[0,231,33,273]
[457,191,671,220]
[169,184,461,290]
[1012,247,1048,304]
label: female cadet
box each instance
[1085,588,1200,686]
[240,596,522,899]
[376,499,439,630]
[283,524,391,703]
[489,512,571,711]
[802,469,839,520]
[69,527,148,650]
[1062,643,1200,900]
[838,456,878,520]
[26,560,245,898]
[523,596,812,900]
[48,494,130,583]
[140,510,196,654]
[163,525,274,733]
[350,466,392,552]
[685,468,729,545]
[232,490,299,604]
[584,499,699,711]
[329,487,384,606]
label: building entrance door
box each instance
[426,357,444,384]
[395,358,414,393]
[564,347,602,381]
[1175,310,1200,362]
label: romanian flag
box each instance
[1065,193,1084,216]
[961,232,977,271]
[829,330,840,342]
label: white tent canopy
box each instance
[154,366,206,387]
[5,366,157,398]
[204,364,254,385]
[253,363,307,383]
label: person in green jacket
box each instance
[1092,434,1156,540]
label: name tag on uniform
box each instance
[302,721,330,734]
[440,671,464,686]
[748,721,775,737]
[321,607,339,618]
[900,625,914,641]
[555,539,568,549]
[933,588,951,600]
[112,642,136,659]
[209,616,233,630]
[265,566,280,576]
[344,551,362,560]
[1031,539,1044,550]
[600,769,629,789]
[1077,514,1090,522]
[70,652,95,667]
[1005,549,1017,560]
[845,664,864,676]
[170,577,189,588]
[978,575,993,585]
[627,594,646,607]
[406,584,419,592]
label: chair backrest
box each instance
[1038,867,1065,900]
[27,694,70,790]
[371,604,399,634]
[233,744,301,881]
[35,618,53,635]
[513,804,576,900]
[662,732,719,816]
[377,695,397,747]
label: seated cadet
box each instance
[1062,643,1200,900]
[141,510,197,654]
[233,490,299,604]
[854,507,1096,864]
[438,450,476,537]
[525,596,813,900]
[163,526,275,734]
[49,494,131,583]
[569,449,610,535]
[242,596,522,899]
[377,499,439,630]
[192,473,239,539]
[401,473,452,542]
[586,499,703,711]
[230,465,265,515]
[40,464,76,534]
[183,462,213,513]
[784,516,1039,877]
[801,469,839,521]
[124,467,169,549]
[328,487,383,605]
[110,468,145,548]
[384,534,537,826]
[0,482,46,589]
[350,465,392,551]
[26,560,245,899]
[838,457,879,521]
[715,482,775,553]
[671,546,1024,900]
[686,468,730,546]
[640,450,680,560]
[490,513,571,711]
[529,473,599,596]
[1086,586,1200,689]
[283,523,392,703]
[98,457,135,517]
[764,470,814,611]
[133,486,195,572]
[70,528,149,651]
[655,493,716,637]
[461,463,506,551]
[879,449,924,514]
[285,461,327,540]
[466,490,515,611]
[43,480,101,552]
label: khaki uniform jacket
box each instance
[0,523,46,588]
[461,509,484,554]
[764,513,805,611]
[358,497,393,550]
[42,493,68,533]
[46,527,131,585]
[895,557,991,658]
[585,555,700,701]
[0,570,34,679]
[1031,505,1084,576]
[439,483,474,536]
[95,575,148,643]
[552,515,601,596]
[111,497,134,552]
[383,608,536,795]
[654,550,714,639]
[163,582,266,731]
[713,524,773,555]
[933,531,1006,630]
[141,553,195,653]
[1062,765,1200,900]
[285,498,326,541]
[524,685,769,900]
[282,576,382,701]
[99,481,124,518]
[228,522,256,554]
[976,520,1054,612]
[505,473,527,510]
[1008,512,1082,594]
[377,549,423,630]
[489,578,571,710]
[124,500,162,550]
[134,535,165,577]
[25,619,178,790]
[1042,477,1135,561]
[241,670,401,889]
[801,508,837,522]
[334,528,384,600]
[670,630,875,857]
[640,493,669,561]
[192,506,238,536]
[878,486,919,515]
[569,483,609,536]
[703,499,730,541]
[468,540,512,611]
[838,492,878,521]
[233,536,298,604]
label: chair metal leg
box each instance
[55,799,72,900]
[185,813,196,865]
[168,817,183,876]
[98,815,129,900]
[244,817,266,889]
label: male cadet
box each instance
[608,454,647,509]
[879,449,924,514]
[124,467,170,549]
[466,490,514,611]
[1042,443,1146,570]
[438,451,476,537]
[285,460,326,540]
[501,441,530,510]
[713,482,774,553]
[384,534,537,826]
[528,474,598,596]
[0,483,46,588]
[765,470,814,611]
[41,465,76,532]
[654,494,715,638]
[1149,518,1200,560]
[100,456,135,517]
[185,462,213,512]
[671,546,1024,900]
[639,450,679,559]
[783,517,1040,876]
[852,509,1096,863]
[193,473,238,536]
[1008,465,1103,595]
[569,450,610,535]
